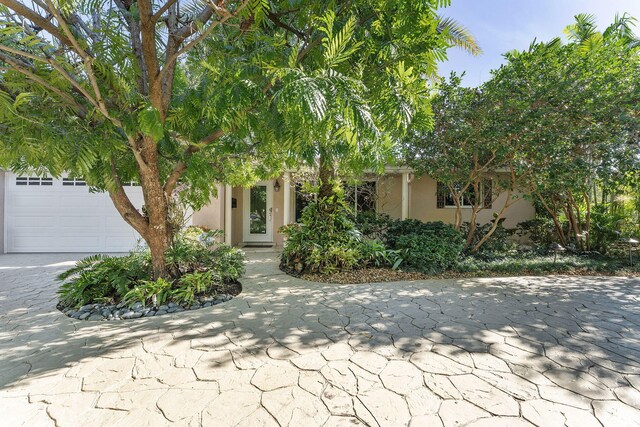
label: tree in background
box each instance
[403,74,529,252]
[489,14,640,250]
[404,14,639,252]
[0,0,476,276]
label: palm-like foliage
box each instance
[0,0,476,276]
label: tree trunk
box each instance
[145,225,171,279]
[536,193,567,246]
[470,189,515,252]
[138,135,173,278]
[464,181,481,249]
[583,191,591,251]
[318,152,336,200]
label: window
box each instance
[62,177,87,186]
[16,176,53,186]
[437,181,492,209]
[345,181,377,214]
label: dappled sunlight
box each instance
[1,251,640,425]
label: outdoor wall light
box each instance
[550,242,566,264]
[619,237,639,266]
[274,179,281,192]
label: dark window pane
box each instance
[249,185,267,234]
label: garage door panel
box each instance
[58,198,104,209]
[12,194,60,209]
[6,174,147,253]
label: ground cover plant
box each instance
[57,226,245,312]
[282,207,640,284]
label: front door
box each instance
[243,181,273,243]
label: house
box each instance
[0,168,535,253]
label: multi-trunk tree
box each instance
[403,74,528,252]
[0,0,476,277]
[404,15,640,251]
[488,14,640,249]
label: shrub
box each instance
[359,239,403,269]
[386,220,464,274]
[57,226,245,308]
[57,253,150,307]
[460,219,517,255]
[590,204,626,254]
[281,195,365,274]
[353,211,393,241]
[123,277,173,307]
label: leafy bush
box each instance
[590,204,626,254]
[57,253,150,307]
[455,251,640,275]
[353,211,393,241]
[386,220,465,274]
[280,195,363,274]
[174,270,219,305]
[515,218,557,247]
[58,226,245,308]
[460,219,516,254]
[123,277,173,307]
[281,195,399,274]
[360,239,403,269]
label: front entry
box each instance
[243,181,274,243]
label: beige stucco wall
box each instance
[191,184,224,232]
[409,175,534,228]
[230,187,243,246]
[191,173,536,247]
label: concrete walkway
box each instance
[1,251,640,426]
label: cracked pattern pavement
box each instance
[1,251,640,426]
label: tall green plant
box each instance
[0,1,476,279]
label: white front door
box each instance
[243,181,273,243]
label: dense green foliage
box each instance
[0,0,476,277]
[385,220,465,274]
[57,227,245,308]
[455,252,640,276]
[403,15,640,253]
[280,192,399,274]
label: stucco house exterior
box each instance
[0,169,535,253]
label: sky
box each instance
[438,0,640,86]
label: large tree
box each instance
[487,14,640,249]
[403,74,528,252]
[0,0,473,277]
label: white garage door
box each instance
[5,173,145,253]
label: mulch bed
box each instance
[302,268,427,284]
[298,268,639,284]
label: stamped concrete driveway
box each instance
[1,251,640,427]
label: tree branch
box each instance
[152,0,179,22]
[0,52,88,118]
[266,10,307,39]
[159,0,250,81]
[43,0,108,115]
[163,129,225,197]
[109,157,149,236]
[0,0,73,46]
